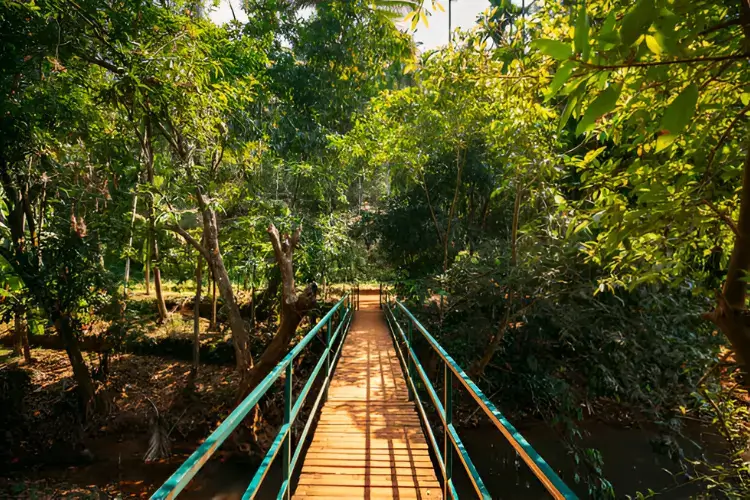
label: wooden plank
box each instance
[303,449,431,457]
[297,474,440,488]
[293,485,439,498]
[300,466,437,476]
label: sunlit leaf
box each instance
[620,0,657,46]
[659,83,699,137]
[574,6,590,61]
[532,39,573,61]
[576,84,621,136]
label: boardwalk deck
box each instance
[293,293,442,499]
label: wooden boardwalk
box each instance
[293,293,442,499]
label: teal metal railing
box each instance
[152,294,354,500]
[381,288,577,500]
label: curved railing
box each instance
[381,288,577,499]
[152,293,354,500]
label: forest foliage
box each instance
[1,0,749,497]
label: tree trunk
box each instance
[168,198,252,378]
[444,146,465,272]
[151,234,168,323]
[471,184,521,378]
[255,268,281,321]
[211,275,218,331]
[142,119,167,322]
[20,308,32,364]
[145,235,151,296]
[251,262,257,331]
[199,191,252,374]
[54,311,96,409]
[241,224,317,395]
[193,248,202,376]
[124,193,138,297]
[705,140,750,370]
[13,306,23,356]
[143,127,167,323]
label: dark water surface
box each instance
[175,419,726,499]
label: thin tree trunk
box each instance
[13,306,23,357]
[251,262,257,331]
[124,193,138,297]
[211,275,218,331]
[472,183,522,378]
[151,229,168,322]
[145,235,151,296]
[193,248,202,376]
[143,119,167,322]
[420,168,446,257]
[511,184,521,265]
[15,305,33,364]
[444,146,465,272]
[21,316,32,364]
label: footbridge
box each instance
[152,288,577,499]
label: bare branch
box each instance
[290,225,302,253]
[267,223,284,262]
[165,224,210,263]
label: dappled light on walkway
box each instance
[294,293,441,499]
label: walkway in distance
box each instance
[293,292,442,499]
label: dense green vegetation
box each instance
[1,0,749,497]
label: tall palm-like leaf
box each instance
[290,0,420,23]
[370,0,421,21]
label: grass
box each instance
[0,347,17,364]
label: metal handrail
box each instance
[152,294,354,500]
[383,293,577,500]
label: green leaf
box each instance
[659,83,699,136]
[597,11,619,46]
[532,39,573,61]
[644,35,663,55]
[545,61,576,101]
[741,93,750,106]
[621,0,657,46]
[574,6,590,61]
[656,133,677,152]
[576,84,622,136]
[558,87,584,133]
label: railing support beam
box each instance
[444,364,453,497]
[281,363,293,500]
[323,315,332,403]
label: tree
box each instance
[532,0,750,370]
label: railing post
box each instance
[379,283,382,309]
[406,318,415,402]
[444,363,453,497]
[282,362,292,499]
[323,315,332,402]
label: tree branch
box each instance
[576,53,748,70]
[704,102,750,182]
[165,224,210,263]
[698,18,742,36]
[702,199,740,237]
[267,223,299,306]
